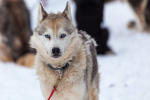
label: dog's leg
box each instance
[88,74,99,100]
[136,0,147,31]
[88,87,98,100]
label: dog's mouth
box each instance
[52,54,62,58]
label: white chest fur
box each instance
[51,80,86,100]
[35,59,87,100]
[38,69,87,100]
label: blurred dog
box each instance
[30,2,99,100]
[104,0,150,32]
[127,0,150,32]
[0,0,34,67]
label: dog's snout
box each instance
[52,47,61,58]
[52,47,60,54]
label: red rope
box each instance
[48,86,56,100]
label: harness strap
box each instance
[47,60,72,100]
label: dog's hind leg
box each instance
[88,74,99,100]
[88,87,98,100]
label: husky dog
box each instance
[30,2,99,100]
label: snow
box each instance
[0,62,43,100]
[100,1,150,100]
[1,0,150,100]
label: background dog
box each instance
[125,0,150,32]
[104,0,150,33]
[0,0,34,67]
[30,2,99,100]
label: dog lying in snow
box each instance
[30,2,99,100]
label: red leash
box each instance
[48,86,56,100]
[47,70,63,100]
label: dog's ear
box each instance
[38,3,47,23]
[63,1,72,21]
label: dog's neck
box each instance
[47,59,72,71]
[46,57,74,79]
[35,33,83,80]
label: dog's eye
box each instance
[44,34,51,39]
[60,34,66,39]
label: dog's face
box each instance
[35,17,74,58]
[31,2,76,59]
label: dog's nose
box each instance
[52,47,60,57]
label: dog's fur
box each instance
[0,0,33,62]
[30,2,99,100]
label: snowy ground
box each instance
[0,1,150,100]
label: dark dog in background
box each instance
[128,0,150,32]
[74,0,112,55]
[144,0,150,31]
[0,0,34,67]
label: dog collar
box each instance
[47,60,72,71]
[47,59,72,79]
[47,59,72,71]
